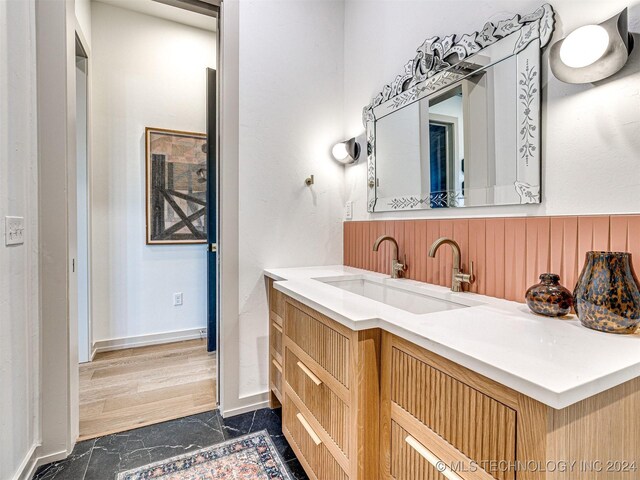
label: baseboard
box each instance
[13,444,70,480]
[33,449,69,473]
[221,398,270,418]
[93,328,205,354]
[12,443,38,480]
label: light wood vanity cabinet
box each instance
[268,286,640,480]
[278,294,380,480]
[268,279,285,407]
[380,333,640,480]
[381,333,530,480]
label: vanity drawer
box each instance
[284,392,349,480]
[391,421,448,480]
[390,417,495,480]
[284,299,351,388]
[391,346,516,480]
[269,281,286,320]
[270,315,283,362]
[285,347,350,457]
[270,357,283,400]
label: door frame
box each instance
[218,0,270,418]
[74,29,94,364]
[35,0,223,463]
[36,0,81,461]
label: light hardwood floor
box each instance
[79,339,216,440]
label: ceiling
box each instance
[95,0,217,32]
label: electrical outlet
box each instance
[345,201,353,220]
[5,216,25,246]
[173,292,183,306]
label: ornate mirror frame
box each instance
[363,4,555,212]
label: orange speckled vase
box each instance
[574,252,640,334]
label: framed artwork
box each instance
[145,127,208,245]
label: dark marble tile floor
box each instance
[32,408,308,480]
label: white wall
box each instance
[344,0,640,219]
[220,0,346,413]
[0,0,40,477]
[237,0,346,398]
[91,2,216,343]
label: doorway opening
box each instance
[75,0,220,441]
[76,36,91,364]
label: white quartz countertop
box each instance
[264,265,640,410]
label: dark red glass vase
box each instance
[525,273,573,317]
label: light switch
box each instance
[173,292,183,306]
[5,216,25,246]
[345,201,353,220]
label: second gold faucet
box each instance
[428,237,474,292]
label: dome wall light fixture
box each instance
[331,138,361,165]
[550,8,634,84]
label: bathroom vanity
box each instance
[265,266,640,480]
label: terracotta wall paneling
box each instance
[342,215,640,304]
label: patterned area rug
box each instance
[117,431,294,479]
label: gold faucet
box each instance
[428,237,474,292]
[373,235,407,279]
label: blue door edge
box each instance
[206,67,217,353]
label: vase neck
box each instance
[539,273,560,285]
[585,252,632,270]
[586,251,630,261]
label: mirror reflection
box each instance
[374,54,520,210]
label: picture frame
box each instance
[145,127,208,245]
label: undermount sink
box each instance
[316,276,470,315]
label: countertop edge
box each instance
[264,270,286,281]
[272,276,640,410]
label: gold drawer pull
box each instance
[297,361,322,386]
[271,358,282,373]
[297,413,322,446]
[272,322,283,333]
[405,435,462,480]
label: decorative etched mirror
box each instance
[363,4,555,212]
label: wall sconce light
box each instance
[550,8,634,83]
[331,138,361,165]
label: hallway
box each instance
[79,340,215,440]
